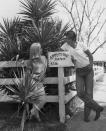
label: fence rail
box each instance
[0,60,76,123]
[0,60,103,123]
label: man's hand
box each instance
[87,63,93,70]
[84,50,93,66]
[71,56,76,65]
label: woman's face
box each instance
[30,44,42,59]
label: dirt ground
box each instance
[0,103,106,131]
[65,105,106,131]
[0,102,66,131]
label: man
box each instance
[61,30,104,122]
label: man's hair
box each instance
[65,30,76,41]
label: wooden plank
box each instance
[65,91,77,104]
[64,75,76,85]
[0,77,58,85]
[44,77,58,84]
[45,95,58,102]
[0,60,28,68]
[58,67,65,123]
[0,95,59,103]
[0,78,25,85]
[0,76,76,85]
[0,78,15,85]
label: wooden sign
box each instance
[48,51,74,67]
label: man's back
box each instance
[61,42,90,68]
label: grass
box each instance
[0,102,66,131]
[0,95,82,131]
[0,121,66,131]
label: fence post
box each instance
[58,67,65,123]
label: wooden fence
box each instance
[0,60,76,123]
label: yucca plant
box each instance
[5,68,46,131]
[0,0,69,60]
[0,17,22,61]
[19,0,69,55]
[20,0,56,25]
[0,17,33,61]
[24,18,69,56]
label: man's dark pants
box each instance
[76,65,101,120]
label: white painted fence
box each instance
[0,60,76,123]
[0,61,104,123]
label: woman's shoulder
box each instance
[41,56,47,66]
[41,55,47,61]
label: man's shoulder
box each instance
[61,42,73,51]
[61,42,68,48]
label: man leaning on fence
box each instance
[61,30,104,122]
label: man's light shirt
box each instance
[61,42,90,68]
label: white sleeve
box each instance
[61,43,75,59]
[61,43,67,51]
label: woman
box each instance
[26,42,47,121]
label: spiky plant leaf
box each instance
[4,68,46,131]
[24,18,69,55]
[20,0,56,24]
[0,17,21,39]
[0,17,23,61]
[5,68,46,105]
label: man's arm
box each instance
[84,50,93,67]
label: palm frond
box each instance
[24,18,69,50]
[0,17,21,38]
[20,0,56,23]
[5,68,46,104]
[4,68,46,131]
[0,17,24,61]
[42,21,70,52]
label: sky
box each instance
[0,0,106,44]
[0,0,20,22]
[0,0,106,22]
[0,0,105,21]
[0,0,106,29]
